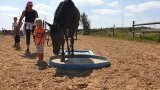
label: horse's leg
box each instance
[70,32,74,56]
[65,29,70,54]
[61,37,65,62]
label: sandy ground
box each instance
[0,35,160,90]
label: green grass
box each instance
[78,29,160,43]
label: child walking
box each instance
[12,17,22,49]
[34,18,46,64]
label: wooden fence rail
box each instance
[132,21,160,37]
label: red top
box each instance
[34,26,46,45]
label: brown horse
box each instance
[46,0,80,62]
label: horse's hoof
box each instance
[60,58,65,62]
[25,49,30,54]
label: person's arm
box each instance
[33,27,37,36]
[36,11,38,18]
[18,10,25,28]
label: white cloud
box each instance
[89,15,99,20]
[72,0,103,6]
[124,13,134,17]
[7,14,19,18]
[37,10,50,16]
[57,0,103,6]
[0,6,19,11]
[34,4,53,11]
[34,4,54,18]
[126,1,160,13]
[0,6,21,19]
[88,15,121,28]
[108,1,119,7]
[93,9,120,15]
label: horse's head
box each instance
[46,22,63,55]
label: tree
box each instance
[80,12,91,35]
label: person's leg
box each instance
[13,35,16,47]
[36,45,43,65]
[15,35,19,44]
[25,29,31,53]
[32,26,36,43]
[12,31,15,46]
[39,44,44,60]
[17,35,20,44]
[17,35,21,49]
[14,35,19,49]
[39,53,44,61]
[37,44,44,61]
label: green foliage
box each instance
[140,33,160,42]
[80,13,91,35]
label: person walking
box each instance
[12,17,22,49]
[18,1,38,54]
[33,18,46,65]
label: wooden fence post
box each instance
[132,21,135,37]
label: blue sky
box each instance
[0,0,160,30]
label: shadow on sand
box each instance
[53,69,93,78]
[19,52,51,70]
[35,60,51,70]
[19,53,37,59]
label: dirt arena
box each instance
[0,35,160,90]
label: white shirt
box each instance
[12,22,18,30]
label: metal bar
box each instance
[133,22,160,26]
